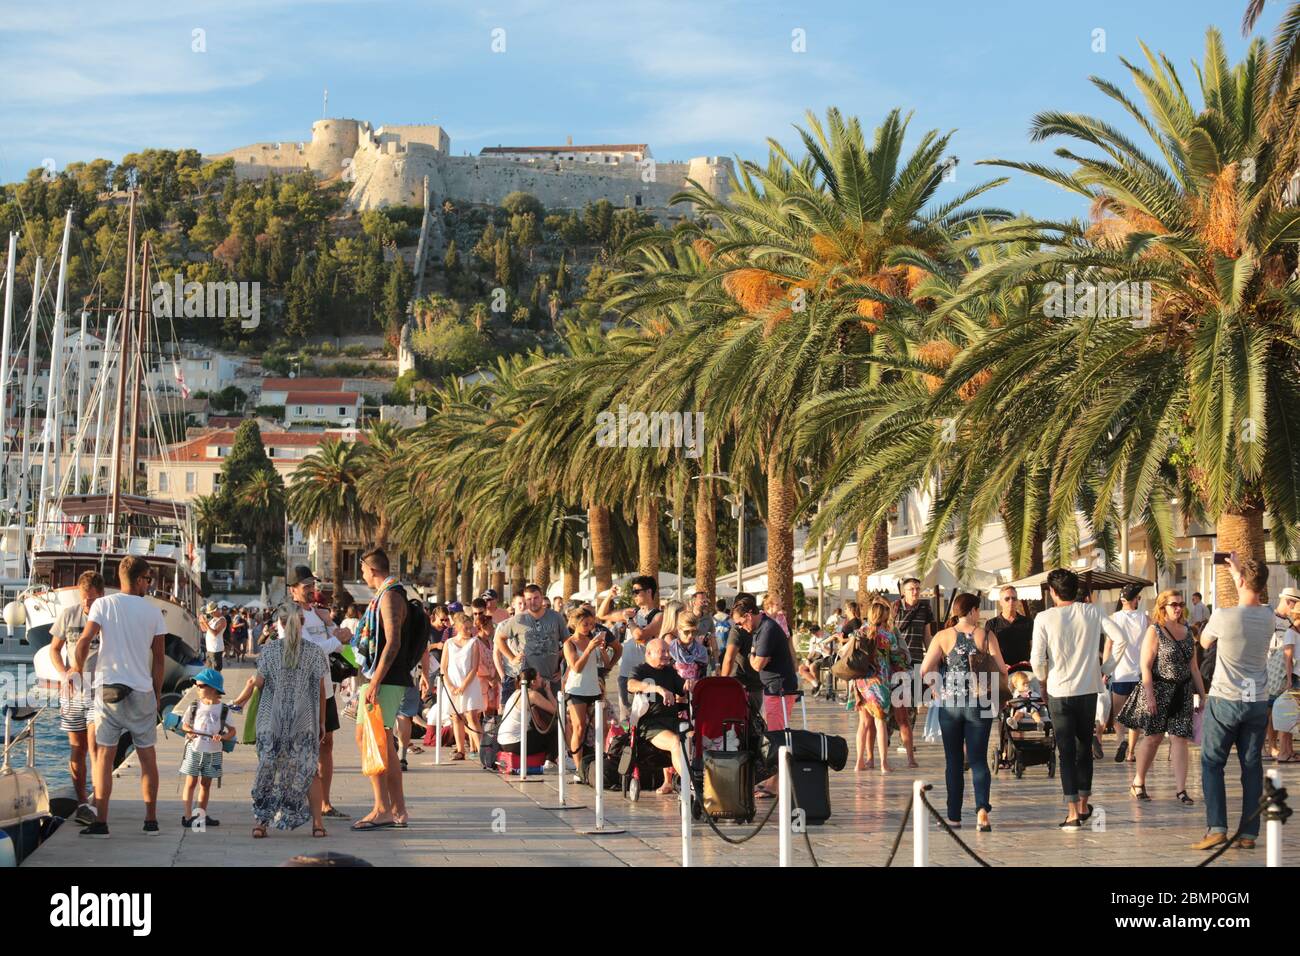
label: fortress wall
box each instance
[435,157,686,211]
[376,125,450,153]
[346,144,447,210]
[205,142,311,180]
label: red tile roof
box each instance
[285,391,360,405]
[157,429,340,462]
[261,377,346,392]
[480,144,647,154]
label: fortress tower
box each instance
[304,118,361,177]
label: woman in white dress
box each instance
[441,612,484,759]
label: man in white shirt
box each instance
[48,570,106,824]
[1104,584,1149,764]
[1188,592,1211,635]
[1030,568,1123,831]
[199,602,226,671]
[74,556,167,838]
[1194,553,1276,851]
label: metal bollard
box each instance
[779,745,792,866]
[580,700,625,835]
[518,680,532,782]
[913,779,928,867]
[542,692,584,811]
[679,737,693,867]
[433,672,443,766]
[799,694,808,730]
[1267,768,1283,868]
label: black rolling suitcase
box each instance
[788,759,832,824]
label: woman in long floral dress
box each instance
[232,604,329,838]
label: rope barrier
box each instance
[883,791,914,867]
[1198,777,1290,867]
[916,787,992,867]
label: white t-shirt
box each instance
[187,700,233,754]
[203,616,226,653]
[88,593,166,693]
[1108,609,1149,683]
[1189,601,1210,627]
[280,607,341,698]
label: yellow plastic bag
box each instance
[359,695,388,777]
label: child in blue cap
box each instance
[180,667,236,828]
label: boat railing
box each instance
[1,704,49,772]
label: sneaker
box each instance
[79,821,109,838]
[564,756,577,773]
[142,820,161,835]
[400,758,409,772]
[1058,817,1082,831]
[73,803,98,827]
[544,760,556,771]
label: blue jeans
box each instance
[937,705,993,822]
[1201,696,1269,837]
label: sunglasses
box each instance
[1169,602,1185,608]
[631,587,644,594]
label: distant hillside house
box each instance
[283,391,362,427]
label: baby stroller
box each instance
[996,666,1056,779]
[618,688,688,801]
[687,676,758,823]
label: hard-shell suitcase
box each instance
[702,749,756,821]
[788,759,831,824]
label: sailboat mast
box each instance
[89,313,115,496]
[0,232,14,504]
[126,240,150,490]
[18,258,44,577]
[73,308,88,493]
[108,191,137,545]
[37,209,72,534]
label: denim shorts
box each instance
[398,685,421,719]
[1110,680,1138,696]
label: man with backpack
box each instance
[353,548,417,830]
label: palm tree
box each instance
[237,468,286,586]
[192,493,222,548]
[929,29,1300,606]
[287,439,375,598]
[667,108,1007,619]
[357,420,408,551]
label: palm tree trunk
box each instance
[375,512,390,552]
[442,551,457,603]
[856,519,890,608]
[1215,505,1267,608]
[478,554,490,598]
[331,528,344,601]
[509,561,526,600]
[533,555,551,595]
[491,569,506,596]
[461,551,475,603]
[1029,519,1046,576]
[695,477,717,610]
[588,504,613,593]
[562,561,579,604]
[637,497,660,578]
[766,449,796,624]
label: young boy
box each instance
[180,667,236,827]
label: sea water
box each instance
[0,664,72,794]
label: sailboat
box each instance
[4,195,204,681]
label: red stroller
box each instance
[689,676,757,822]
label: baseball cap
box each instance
[479,588,499,601]
[447,601,464,614]
[288,566,317,588]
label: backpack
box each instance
[385,586,429,679]
[479,714,501,771]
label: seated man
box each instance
[627,638,690,795]
[797,624,836,692]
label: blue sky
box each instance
[0,0,1286,219]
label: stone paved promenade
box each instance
[24,661,1298,867]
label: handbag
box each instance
[1265,634,1291,699]
[831,632,872,680]
[329,652,359,684]
[922,703,942,743]
[238,686,261,745]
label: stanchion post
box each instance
[580,699,625,835]
[433,672,443,766]
[1267,768,1282,868]
[799,693,808,730]
[542,692,585,811]
[913,780,928,867]
[519,677,532,782]
[778,744,792,867]
[679,736,692,867]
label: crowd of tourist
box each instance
[46,547,1300,854]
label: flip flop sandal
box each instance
[754,787,777,800]
[312,826,327,838]
[351,819,394,831]
[323,807,351,819]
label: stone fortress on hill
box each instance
[205,118,733,215]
